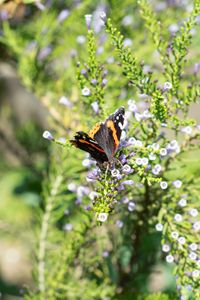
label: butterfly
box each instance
[70,107,125,164]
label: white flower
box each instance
[155,223,163,231]
[122,15,133,26]
[168,23,179,33]
[63,223,73,231]
[82,87,91,96]
[67,182,76,192]
[128,137,137,145]
[97,213,108,222]
[99,11,107,22]
[178,236,186,245]
[162,244,170,252]
[128,201,135,211]
[152,143,160,151]
[193,221,200,231]
[149,153,156,160]
[192,270,200,278]
[89,191,99,200]
[181,126,192,135]
[116,220,124,228]
[178,199,187,207]
[124,38,133,47]
[82,158,92,167]
[77,35,86,44]
[152,164,162,175]
[166,255,174,263]
[160,181,168,189]
[42,130,54,140]
[189,252,197,261]
[189,243,198,251]
[160,148,167,156]
[135,140,143,147]
[164,81,172,90]
[111,169,120,177]
[57,9,69,23]
[189,208,198,217]
[171,231,179,239]
[141,157,149,166]
[59,96,72,107]
[136,158,143,165]
[91,101,99,113]
[173,180,182,188]
[174,214,182,222]
[135,112,142,122]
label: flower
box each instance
[160,148,167,156]
[160,181,168,189]
[122,15,133,26]
[163,81,172,90]
[178,199,187,207]
[116,220,124,228]
[122,180,134,185]
[57,9,69,23]
[77,35,86,44]
[149,153,156,160]
[155,223,163,231]
[89,191,99,200]
[171,231,179,239]
[141,157,149,166]
[174,214,183,222]
[111,169,121,177]
[99,11,107,22]
[178,236,186,245]
[189,243,198,251]
[82,158,92,167]
[181,126,192,135]
[91,101,99,114]
[67,182,77,192]
[59,96,73,108]
[193,221,200,231]
[128,201,135,211]
[173,180,182,189]
[122,164,133,174]
[124,38,133,47]
[38,46,52,60]
[136,158,143,165]
[63,223,73,231]
[85,14,92,29]
[192,270,200,278]
[82,87,91,96]
[189,208,198,217]
[162,244,170,252]
[97,213,108,222]
[189,252,197,261]
[166,255,174,263]
[42,130,54,140]
[152,164,162,175]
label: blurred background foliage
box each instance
[0,0,200,299]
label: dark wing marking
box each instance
[92,107,125,160]
[70,131,108,163]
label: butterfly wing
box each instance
[70,131,108,163]
[89,107,125,161]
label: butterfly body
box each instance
[70,107,125,164]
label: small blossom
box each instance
[82,158,92,167]
[168,23,179,34]
[91,101,99,113]
[189,252,197,261]
[85,14,92,30]
[136,140,143,147]
[155,223,163,231]
[149,153,156,160]
[128,137,137,145]
[141,157,149,166]
[82,87,91,96]
[171,231,179,239]
[128,201,135,211]
[98,212,108,222]
[152,164,162,175]
[122,15,133,26]
[122,164,133,174]
[57,9,69,23]
[193,221,200,231]
[163,81,172,90]
[59,96,73,108]
[189,243,198,251]
[67,182,76,192]
[102,78,108,86]
[111,169,120,177]
[77,35,86,44]
[166,255,174,263]
[178,198,187,207]
[99,11,107,22]
[178,236,186,245]
[192,270,200,278]
[89,191,99,200]
[160,148,167,156]
[160,181,168,189]
[63,223,73,231]
[116,220,124,228]
[135,112,142,122]
[136,158,143,165]
[173,180,182,189]
[174,214,183,222]
[77,186,89,198]
[162,244,170,252]
[152,143,160,151]
[102,250,109,257]
[124,38,133,47]
[38,46,52,60]
[189,208,198,217]
[42,130,54,140]
[181,126,192,135]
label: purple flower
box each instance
[116,220,124,228]
[128,201,135,211]
[122,180,134,185]
[122,164,133,174]
[59,96,73,108]
[57,9,69,23]
[38,46,52,60]
[91,101,99,114]
[85,14,92,30]
[42,130,54,140]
